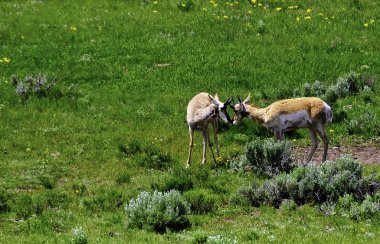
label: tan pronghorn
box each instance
[232,94,332,163]
[186,92,232,167]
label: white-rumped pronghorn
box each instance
[186,92,232,167]
[232,94,332,163]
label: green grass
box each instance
[0,0,380,243]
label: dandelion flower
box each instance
[26,148,32,152]
[248,10,252,14]
[306,8,311,13]
[276,7,282,11]
[364,23,369,27]
[304,16,312,20]
[153,1,158,4]
[153,10,158,13]
[370,19,375,24]
[223,15,229,19]
[251,0,257,4]
[329,129,334,133]
[70,26,77,31]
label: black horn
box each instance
[237,95,242,103]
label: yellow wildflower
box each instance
[304,16,312,20]
[202,7,207,11]
[296,17,300,22]
[251,0,257,4]
[223,15,229,19]
[153,10,158,13]
[276,7,282,11]
[329,129,334,133]
[153,1,158,4]
[258,3,262,7]
[70,26,77,31]
[364,23,369,27]
[370,19,375,24]
[288,5,298,9]
[248,10,252,14]
[26,148,32,152]
[306,8,311,13]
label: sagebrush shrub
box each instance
[11,74,57,99]
[231,138,294,176]
[237,156,379,208]
[184,189,218,214]
[125,190,191,233]
[71,226,88,244]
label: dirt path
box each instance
[293,145,380,164]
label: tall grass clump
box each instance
[236,156,379,209]
[184,188,219,214]
[231,138,294,176]
[125,190,191,233]
[119,140,173,170]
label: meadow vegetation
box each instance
[0,0,380,243]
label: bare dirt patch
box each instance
[293,145,380,164]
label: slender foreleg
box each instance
[305,127,319,164]
[185,128,194,167]
[212,120,220,157]
[205,127,217,164]
[316,123,329,162]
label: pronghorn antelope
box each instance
[186,92,232,167]
[232,94,332,163]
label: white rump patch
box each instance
[323,102,333,123]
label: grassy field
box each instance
[0,0,380,243]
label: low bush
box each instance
[125,190,191,233]
[0,189,10,213]
[119,140,173,170]
[231,138,294,176]
[184,189,218,214]
[13,194,34,220]
[293,71,376,104]
[82,189,123,212]
[116,172,131,185]
[237,156,379,208]
[11,74,58,99]
[159,168,194,192]
[346,111,380,137]
[71,226,88,244]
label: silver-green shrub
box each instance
[237,156,379,209]
[231,138,294,176]
[125,190,191,233]
[12,74,56,99]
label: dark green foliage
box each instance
[116,172,131,185]
[177,0,194,11]
[13,194,34,220]
[231,138,294,176]
[125,190,191,233]
[237,156,379,208]
[192,232,208,244]
[160,175,194,192]
[82,189,124,212]
[30,209,74,233]
[38,176,55,189]
[280,199,297,213]
[34,190,71,215]
[184,189,218,214]
[120,140,173,169]
[0,189,10,213]
[72,183,87,196]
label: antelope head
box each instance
[209,94,233,124]
[232,94,251,125]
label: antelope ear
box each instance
[243,93,251,104]
[208,94,218,105]
[214,93,219,101]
